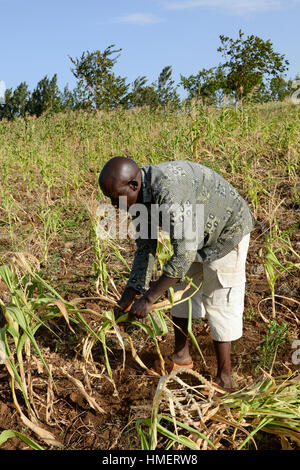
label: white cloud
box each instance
[113,13,164,25]
[164,0,300,15]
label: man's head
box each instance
[99,156,142,209]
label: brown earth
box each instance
[0,222,299,451]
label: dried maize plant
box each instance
[0,252,109,448]
[0,253,63,447]
[260,190,300,319]
[138,369,300,451]
[74,200,206,382]
[262,234,300,318]
[74,277,204,383]
[147,368,222,450]
[83,193,130,296]
[69,194,205,381]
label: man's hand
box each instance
[129,295,153,318]
[114,287,139,319]
[129,274,180,319]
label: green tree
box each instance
[60,84,77,111]
[69,46,130,110]
[245,75,295,103]
[269,75,294,102]
[27,74,62,117]
[129,67,180,109]
[156,66,180,107]
[180,66,225,105]
[0,88,13,120]
[218,30,289,106]
[128,76,159,108]
[0,82,31,120]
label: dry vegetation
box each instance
[0,102,299,450]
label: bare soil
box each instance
[0,220,299,451]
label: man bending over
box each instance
[99,156,254,391]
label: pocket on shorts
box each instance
[210,287,230,305]
[202,267,245,297]
[216,270,246,287]
[210,284,245,306]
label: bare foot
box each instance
[214,374,233,391]
[170,351,193,366]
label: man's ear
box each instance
[128,179,139,191]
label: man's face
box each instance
[101,180,139,210]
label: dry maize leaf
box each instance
[11,382,62,448]
[262,427,300,446]
[71,295,118,307]
[34,357,44,374]
[168,396,178,437]
[81,365,92,393]
[51,300,75,333]
[211,414,257,449]
[280,436,293,450]
[203,405,220,423]
[46,365,54,425]
[60,368,105,414]
[112,323,126,371]
[20,411,63,448]
[126,335,160,377]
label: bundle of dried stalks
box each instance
[145,369,300,450]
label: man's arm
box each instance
[129,274,180,318]
[130,230,198,318]
[145,274,180,303]
[129,238,196,318]
[125,237,158,293]
[115,236,157,317]
[115,286,140,314]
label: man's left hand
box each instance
[129,296,153,318]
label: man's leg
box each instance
[170,316,192,366]
[170,319,233,389]
[169,263,204,367]
[213,340,232,389]
[170,318,233,388]
[203,233,251,390]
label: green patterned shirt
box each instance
[126,161,255,293]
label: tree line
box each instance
[0,30,298,120]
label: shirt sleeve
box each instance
[125,237,157,293]
[125,206,158,293]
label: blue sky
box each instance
[1,0,299,97]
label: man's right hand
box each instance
[114,287,139,318]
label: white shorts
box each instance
[170,233,251,342]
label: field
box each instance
[0,102,299,450]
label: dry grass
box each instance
[0,101,299,450]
